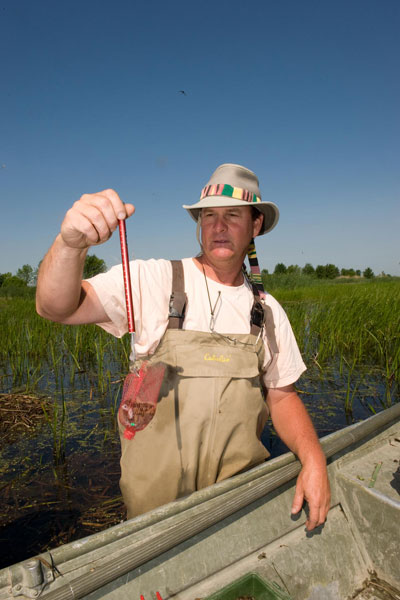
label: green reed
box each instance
[0,281,398,418]
[273,279,400,409]
[0,298,129,390]
[41,381,67,466]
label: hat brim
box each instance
[183,196,279,235]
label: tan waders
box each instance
[118,262,271,518]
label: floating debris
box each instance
[368,462,383,488]
[0,392,51,445]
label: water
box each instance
[0,358,398,569]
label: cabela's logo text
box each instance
[204,353,231,363]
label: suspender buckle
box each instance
[251,300,265,329]
[168,291,187,319]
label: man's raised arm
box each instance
[36,189,134,325]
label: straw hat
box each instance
[183,163,279,235]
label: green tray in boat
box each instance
[205,572,292,600]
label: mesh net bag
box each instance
[118,362,166,439]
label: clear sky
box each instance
[1,0,399,277]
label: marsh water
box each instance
[0,358,394,568]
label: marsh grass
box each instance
[272,279,400,415]
[0,281,399,434]
[0,298,130,390]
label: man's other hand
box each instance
[291,456,331,531]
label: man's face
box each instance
[200,206,263,264]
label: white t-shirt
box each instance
[88,257,306,389]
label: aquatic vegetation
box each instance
[273,279,400,415]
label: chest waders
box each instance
[118,261,275,518]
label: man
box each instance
[36,163,330,530]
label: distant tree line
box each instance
[0,254,107,292]
[262,263,377,279]
[0,257,389,295]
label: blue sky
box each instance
[1,0,399,276]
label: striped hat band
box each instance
[200,184,261,204]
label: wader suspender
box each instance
[168,260,187,329]
[249,279,279,355]
[167,260,266,336]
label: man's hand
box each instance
[61,189,135,249]
[291,456,331,531]
[266,385,331,531]
[36,189,134,324]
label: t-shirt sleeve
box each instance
[262,295,306,389]
[85,263,129,338]
[86,259,172,355]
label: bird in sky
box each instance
[178,90,187,96]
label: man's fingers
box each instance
[291,485,304,515]
[305,496,330,530]
[95,190,135,221]
[305,504,321,531]
[77,204,112,240]
[124,203,135,218]
[291,479,330,531]
[61,190,135,249]
[62,211,106,247]
[79,192,120,230]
